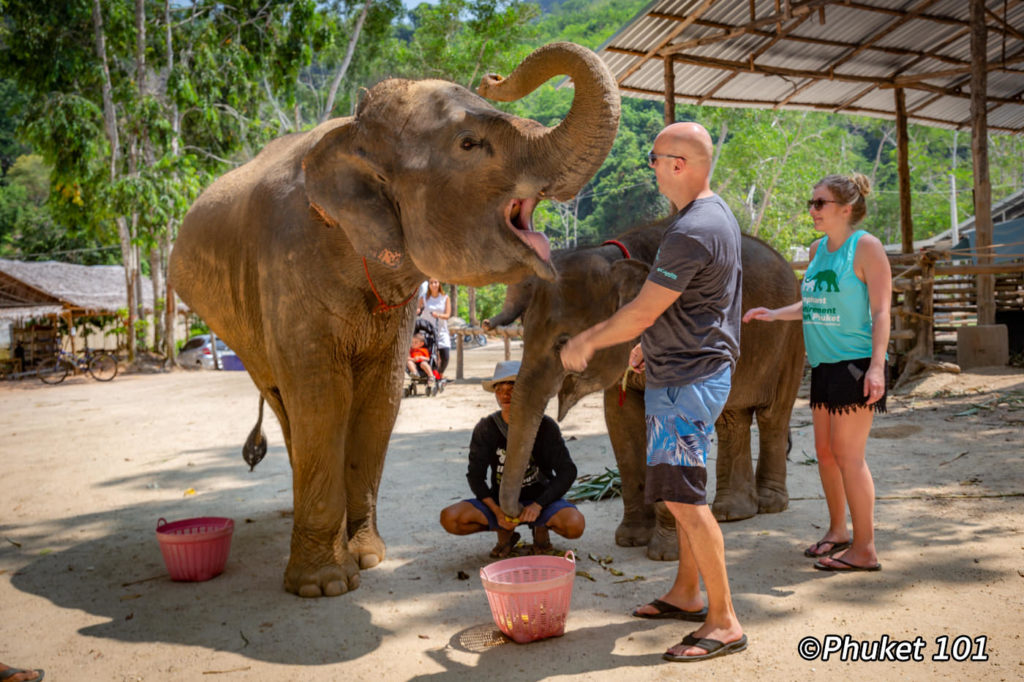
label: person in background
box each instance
[406,332,434,390]
[439,361,585,558]
[417,278,452,381]
[743,173,890,573]
[13,341,25,373]
[560,122,746,663]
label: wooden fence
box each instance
[889,252,1024,382]
[450,324,523,380]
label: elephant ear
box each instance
[302,123,405,267]
[610,259,650,308]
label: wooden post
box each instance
[664,56,676,126]
[65,311,75,355]
[970,0,995,325]
[503,333,511,361]
[455,332,464,380]
[919,253,935,359]
[895,88,914,255]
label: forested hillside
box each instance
[1,0,1021,326]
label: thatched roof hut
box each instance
[0,258,182,321]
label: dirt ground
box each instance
[1,341,1022,681]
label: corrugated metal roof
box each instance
[599,0,1024,132]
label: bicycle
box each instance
[38,347,119,384]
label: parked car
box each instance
[177,334,237,370]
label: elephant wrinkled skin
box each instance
[168,43,620,597]
[486,220,804,560]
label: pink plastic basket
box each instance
[480,550,576,643]
[156,517,234,582]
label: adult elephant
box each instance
[169,43,620,597]
[485,220,803,560]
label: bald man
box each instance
[560,122,746,663]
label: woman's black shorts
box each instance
[810,357,887,415]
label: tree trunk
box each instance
[162,0,179,367]
[134,228,144,349]
[164,229,177,365]
[149,246,166,352]
[468,288,478,327]
[320,1,372,124]
[448,284,459,321]
[92,0,137,362]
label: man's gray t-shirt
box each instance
[641,195,742,387]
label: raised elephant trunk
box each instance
[499,361,565,515]
[478,42,620,202]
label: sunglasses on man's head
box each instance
[807,198,841,210]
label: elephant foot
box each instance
[757,486,789,514]
[615,520,654,548]
[284,553,361,598]
[711,491,758,522]
[644,525,679,562]
[348,528,387,569]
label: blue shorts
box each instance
[467,498,577,530]
[645,364,732,506]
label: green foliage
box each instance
[0,154,114,263]
[568,467,622,502]
[530,0,648,50]
[391,0,539,87]
[0,79,30,175]
[453,283,508,323]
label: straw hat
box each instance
[482,360,520,392]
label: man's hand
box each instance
[560,333,592,373]
[629,343,645,372]
[519,502,543,524]
[497,515,519,530]
[485,498,520,529]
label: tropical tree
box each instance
[0,0,329,361]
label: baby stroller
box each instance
[404,318,445,397]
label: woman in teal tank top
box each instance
[742,173,891,573]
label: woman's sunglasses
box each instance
[807,198,841,210]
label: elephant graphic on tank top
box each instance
[807,269,840,292]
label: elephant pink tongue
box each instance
[517,229,551,262]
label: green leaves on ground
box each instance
[568,467,622,502]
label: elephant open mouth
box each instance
[505,197,550,262]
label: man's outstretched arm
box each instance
[560,279,681,372]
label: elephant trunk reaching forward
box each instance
[169,42,620,597]
[489,220,804,560]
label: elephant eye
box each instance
[459,136,480,151]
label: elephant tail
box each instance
[243,396,268,471]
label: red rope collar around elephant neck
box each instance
[362,257,418,314]
[602,239,630,259]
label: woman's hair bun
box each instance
[851,172,872,198]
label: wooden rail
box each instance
[450,325,523,380]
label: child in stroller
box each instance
[405,319,444,397]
